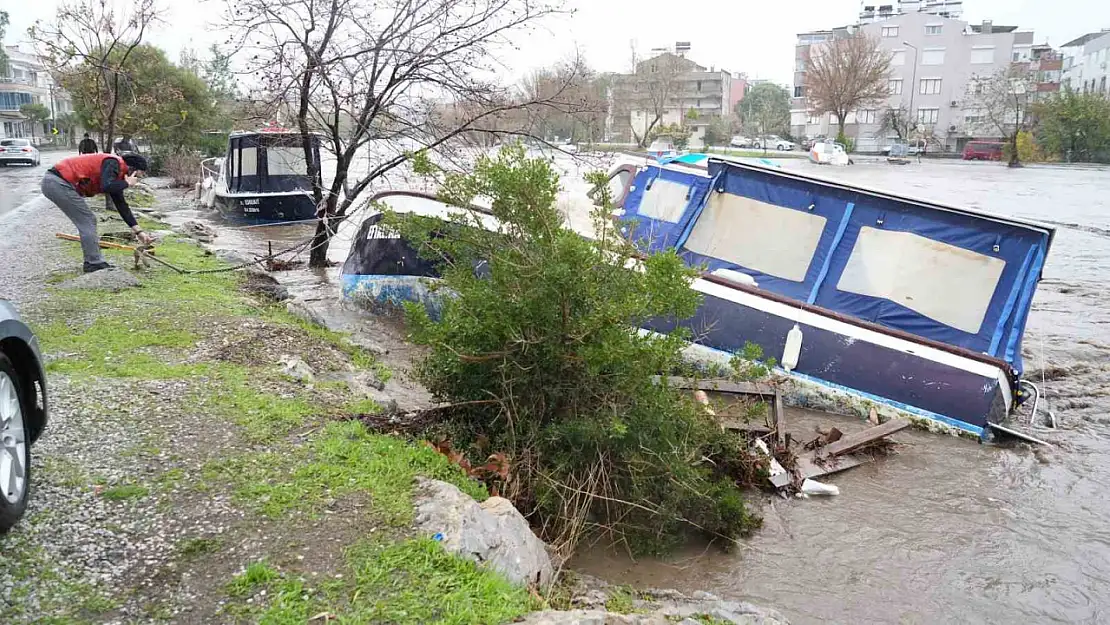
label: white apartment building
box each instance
[0,45,74,141]
[1061,30,1110,94]
[792,14,1035,152]
[859,0,963,24]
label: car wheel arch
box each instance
[0,338,46,444]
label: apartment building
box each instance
[792,14,1035,152]
[0,45,74,141]
[859,0,963,24]
[607,49,731,143]
[1061,30,1110,95]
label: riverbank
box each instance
[0,186,785,623]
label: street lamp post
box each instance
[903,41,919,137]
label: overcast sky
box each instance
[4,0,1108,85]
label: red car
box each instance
[963,141,1004,161]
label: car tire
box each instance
[0,353,31,534]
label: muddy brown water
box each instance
[178,158,1110,625]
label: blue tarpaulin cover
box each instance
[619,159,1053,372]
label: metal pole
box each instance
[904,41,919,138]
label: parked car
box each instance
[963,141,1004,161]
[0,139,40,167]
[772,138,796,151]
[0,300,48,533]
[730,135,754,148]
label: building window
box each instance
[918,108,940,124]
[793,85,804,97]
[922,48,946,65]
[796,58,807,71]
[857,109,877,124]
[882,26,899,38]
[964,108,983,125]
[808,113,823,125]
[696,80,702,91]
[0,92,34,111]
[925,25,942,35]
[1012,52,1020,62]
[892,50,906,66]
[970,47,994,64]
[888,78,903,94]
[920,78,942,94]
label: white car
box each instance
[0,139,40,167]
[763,136,795,151]
[730,135,754,148]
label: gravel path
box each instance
[0,186,378,623]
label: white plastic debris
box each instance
[782,324,803,372]
[800,478,839,496]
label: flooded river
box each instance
[183,155,1110,624]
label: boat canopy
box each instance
[619,158,1054,372]
[223,131,322,194]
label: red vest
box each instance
[54,154,129,197]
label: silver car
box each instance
[0,139,41,167]
[0,300,48,533]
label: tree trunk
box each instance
[1008,131,1021,167]
[308,218,331,268]
[836,114,847,141]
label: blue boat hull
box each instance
[339,271,1008,436]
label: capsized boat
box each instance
[333,157,1054,439]
[611,156,1053,437]
[198,127,323,223]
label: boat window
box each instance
[836,226,1006,334]
[267,146,309,176]
[683,193,826,282]
[239,147,258,176]
[636,178,692,223]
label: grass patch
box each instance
[229,539,538,625]
[342,398,382,415]
[227,561,279,597]
[203,420,485,523]
[605,586,636,613]
[177,537,223,559]
[101,484,149,501]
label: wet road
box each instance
[0,149,71,218]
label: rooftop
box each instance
[1061,30,1110,48]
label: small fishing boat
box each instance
[198,126,323,223]
[332,156,1054,439]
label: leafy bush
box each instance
[836,132,855,153]
[397,145,761,556]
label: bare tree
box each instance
[30,0,160,152]
[627,52,685,147]
[805,33,892,140]
[521,58,607,144]
[965,65,1035,167]
[876,105,912,141]
[226,0,581,267]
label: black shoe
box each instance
[83,261,114,273]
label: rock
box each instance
[514,610,668,625]
[412,477,554,588]
[57,268,141,292]
[216,249,256,267]
[285,298,327,327]
[175,220,217,243]
[280,356,315,382]
[242,272,290,302]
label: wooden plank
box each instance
[817,418,910,458]
[654,376,776,396]
[772,391,786,447]
[56,232,136,251]
[769,451,877,488]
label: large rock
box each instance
[412,477,554,588]
[280,356,315,382]
[57,268,141,292]
[554,575,790,625]
[514,610,669,625]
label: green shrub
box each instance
[396,145,761,556]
